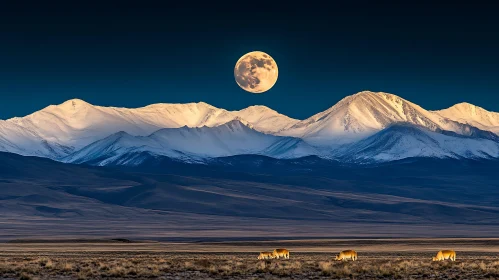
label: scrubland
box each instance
[1,251,498,279]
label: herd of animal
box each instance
[258,249,457,262]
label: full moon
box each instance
[234,51,278,93]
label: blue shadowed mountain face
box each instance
[1,151,498,240]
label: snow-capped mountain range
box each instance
[1,91,498,165]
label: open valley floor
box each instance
[1,238,498,279]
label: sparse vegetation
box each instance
[1,251,498,279]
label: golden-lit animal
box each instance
[432,250,456,261]
[257,251,274,260]
[272,248,290,259]
[335,250,358,261]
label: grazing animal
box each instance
[273,248,290,259]
[432,250,456,261]
[257,251,274,260]
[335,250,358,261]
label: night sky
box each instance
[0,1,498,120]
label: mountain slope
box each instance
[281,91,495,145]
[334,124,499,162]
[3,99,299,158]
[0,120,72,159]
[7,100,233,149]
[7,99,163,151]
[63,120,318,165]
[235,105,299,132]
[434,103,499,134]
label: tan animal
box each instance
[272,248,290,259]
[335,250,358,261]
[432,250,456,261]
[257,251,274,260]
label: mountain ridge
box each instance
[5,99,299,152]
[1,91,499,164]
[62,119,318,165]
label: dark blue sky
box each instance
[0,1,498,120]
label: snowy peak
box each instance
[238,105,277,114]
[34,98,95,122]
[138,101,235,128]
[236,105,285,120]
[436,102,488,119]
[7,99,93,121]
[282,91,439,144]
[281,91,495,145]
[434,103,499,133]
[445,102,484,114]
[315,91,434,128]
[55,98,93,111]
[236,105,299,132]
[213,118,255,131]
[152,119,256,136]
[7,98,163,149]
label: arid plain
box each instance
[1,238,498,279]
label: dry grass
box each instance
[1,251,499,279]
